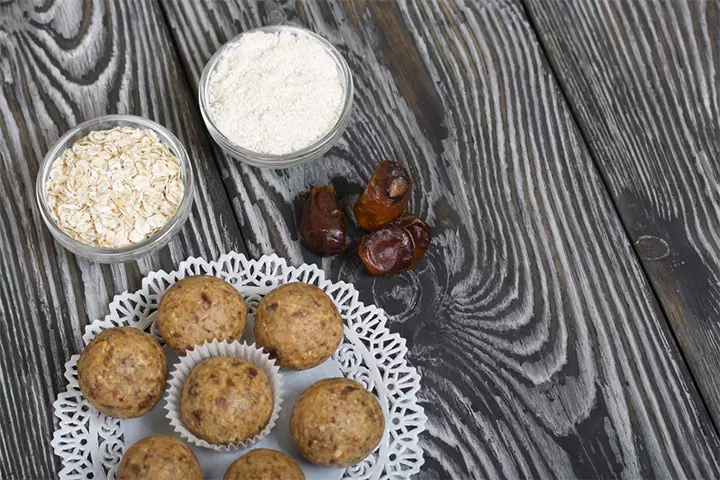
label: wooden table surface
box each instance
[1,1,719,479]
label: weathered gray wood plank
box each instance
[161,0,720,478]
[524,0,720,430]
[0,1,245,478]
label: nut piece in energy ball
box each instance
[358,213,431,276]
[180,358,273,445]
[158,275,247,354]
[290,378,384,467]
[254,283,343,370]
[77,327,167,418]
[116,436,202,480]
[224,448,305,480]
[354,161,413,231]
[299,185,346,256]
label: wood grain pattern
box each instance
[523,0,720,429]
[0,1,245,478]
[161,0,720,478]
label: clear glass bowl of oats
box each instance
[35,115,195,263]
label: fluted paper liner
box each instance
[164,339,283,452]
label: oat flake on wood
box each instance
[46,127,184,248]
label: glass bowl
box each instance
[35,114,196,263]
[198,25,354,169]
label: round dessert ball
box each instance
[290,378,384,467]
[224,448,305,480]
[180,357,273,445]
[158,275,247,354]
[78,327,167,418]
[254,282,343,370]
[116,436,202,480]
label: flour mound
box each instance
[208,30,345,155]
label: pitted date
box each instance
[299,185,346,256]
[354,161,413,231]
[358,214,431,276]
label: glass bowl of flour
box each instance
[199,26,354,169]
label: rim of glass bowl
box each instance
[35,114,196,263]
[198,25,354,169]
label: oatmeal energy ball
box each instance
[224,449,305,480]
[254,282,343,370]
[290,378,384,467]
[158,275,247,354]
[116,436,202,480]
[77,327,167,418]
[181,358,273,445]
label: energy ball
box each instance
[158,275,247,354]
[180,358,273,445]
[224,449,305,480]
[116,436,202,480]
[290,378,384,467]
[254,283,343,370]
[78,327,167,418]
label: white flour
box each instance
[208,31,345,155]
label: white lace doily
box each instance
[51,253,426,480]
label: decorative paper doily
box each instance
[51,253,426,479]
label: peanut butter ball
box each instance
[158,275,246,354]
[290,378,384,467]
[78,327,167,418]
[254,283,342,370]
[116,436,202,480]
[224,448,304,480]
[180,358,273,445]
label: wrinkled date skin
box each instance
[300,185,346,256]
[359,214,431,276]
[392,213,432,268]
[354,161,413,231]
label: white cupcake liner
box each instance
[164,339,283,452]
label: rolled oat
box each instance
[46,126,184,248]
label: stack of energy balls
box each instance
[75,275,384,480]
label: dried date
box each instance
[358,213,431,276]
[299,185,346,256]
[392,213,432,268]
[358,227,413,276]
[354,161,413,231]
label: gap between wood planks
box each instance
[518,0,720,441]
[154,0,256,255]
